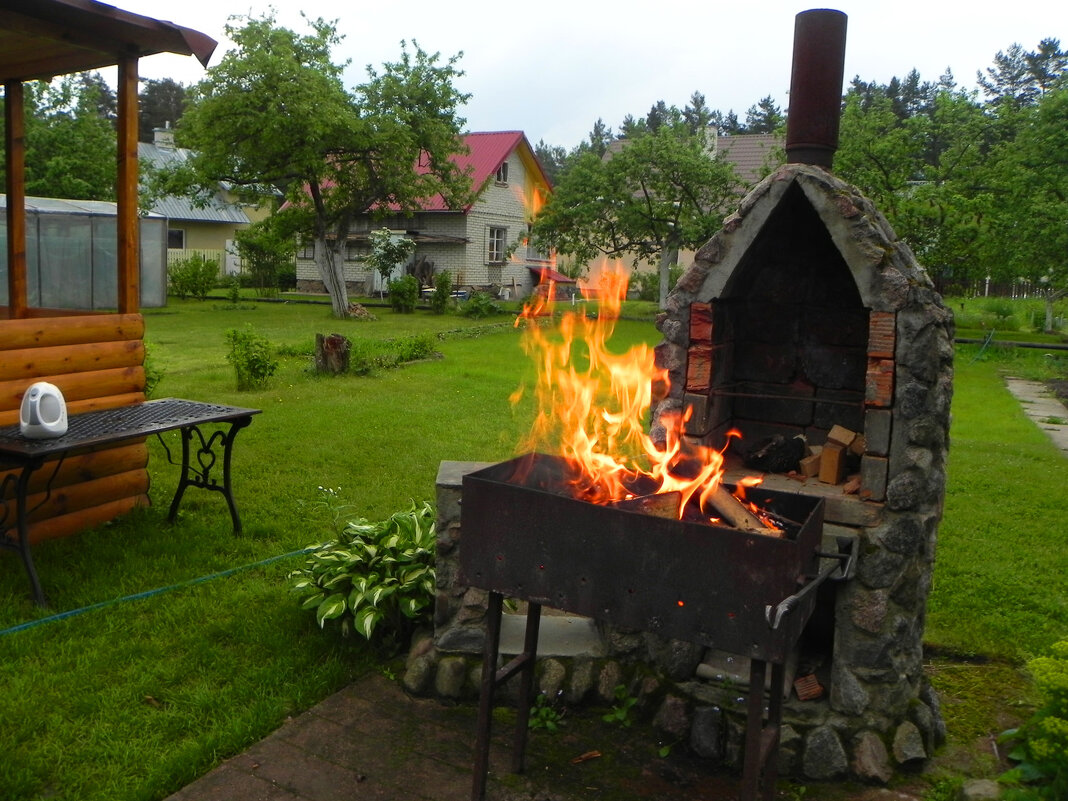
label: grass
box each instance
[0,297,1065,800]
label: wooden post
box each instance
[116,56,140,314]
[4,81,27,318]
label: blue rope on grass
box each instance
[0,546,316,638]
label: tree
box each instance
[743,95,784,133]
[531,115,739,308]
[533,139,569,186]
[835,81,994,287]
[985,86,1068,329]
[682,91,713,136]
[234,215,297,296]
[169,14,474,317]
[139,78,187,141]
[366,228,416,298]
[1,74,117,200]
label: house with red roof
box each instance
[294,130,557,299]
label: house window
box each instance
[345,240,369,262]
[495,161,508,184]
[297,239,315,260]
[488,227,506,263]
[167,228,185,249]
[526,223,550,261]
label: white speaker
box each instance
[19,382,68,439]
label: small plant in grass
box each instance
[289,500,436,647]
[168,253,219,300]
[461,291,502,319]
[224,324,278,390]
[999,639,1068,799]
[602,684,637,727]
[528,691,566,732]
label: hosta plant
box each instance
[289,500,436,645]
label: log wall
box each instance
[0,313,148,543]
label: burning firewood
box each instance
[705,484,781,536]
[608,491,682,519]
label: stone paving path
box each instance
[1004,377,1068,458]
[165,672,927,801]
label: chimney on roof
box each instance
[785,9,848,169]
[153,121,175,149]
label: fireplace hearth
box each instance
[406,6,954,792]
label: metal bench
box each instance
[0,398,260,606]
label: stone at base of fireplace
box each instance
[416,461,946,784]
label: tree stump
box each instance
[314,333,351,374]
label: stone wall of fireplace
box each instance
[407,163,954,784]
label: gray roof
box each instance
[139,141,251,225]
[0,194,163,217]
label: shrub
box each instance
[387,274,420,313]
[168,253,219,300]
[224,324,278,390]
[1000,640,1068,800]
[277,265,297,291]
[288,500,436,647]
[461,291,502,319]
[429,270,453,314]
[235,217,297,296]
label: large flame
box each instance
[512,262,749,522]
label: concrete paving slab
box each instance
[1004,377,1068,457]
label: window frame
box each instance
[487,226,507,264]
[167,228,185,249]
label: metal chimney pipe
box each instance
[785,9,848,169]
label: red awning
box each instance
[529,267,575,284]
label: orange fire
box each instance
[512,262,774,530]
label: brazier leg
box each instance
[511,601,542,773]
[472,590,504,801]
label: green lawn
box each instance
[0,299,1065,800]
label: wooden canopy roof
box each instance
[0,0,215,83]
[2,0,216,318]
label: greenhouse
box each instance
[0,195,167,310]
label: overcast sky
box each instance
[116,0,1065,149]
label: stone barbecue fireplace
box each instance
[410,9,955,786]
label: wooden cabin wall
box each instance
[0,313,149,543]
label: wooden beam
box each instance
[4,80,28,318]
[115,55,140,313]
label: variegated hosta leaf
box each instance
[354,605,384,639]
[300,593,326,610]
[316,593,348,628]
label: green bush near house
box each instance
[168,253,220,300]
[430,271,453,314]
[387,274,420,313]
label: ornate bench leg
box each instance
[167,418,251,532]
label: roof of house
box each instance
[418,131,552,212]
[139,140,251,225]
[714,134,784,187]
